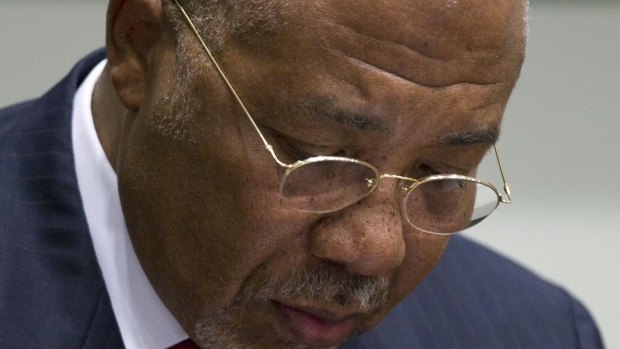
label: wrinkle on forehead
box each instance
[224,0,525,147]
[308,0,524,92]
[322,0,525,57]
[280,0,526,88]
[241,0,526,88]
[340,53,508,89]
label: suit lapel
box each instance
[0,49,123,348]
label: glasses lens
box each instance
[403,177,499,235]
[281,158,379,212]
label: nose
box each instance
[309,187,406,276]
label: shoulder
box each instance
[0,49,122,349]
[345,236,604,349]
[0,49,106,133]
[0,49,107,165]
[0,49,106,230]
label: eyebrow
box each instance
[435,127,499,146]
[300,97,383,131]
[294,97,499,146]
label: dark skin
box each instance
[94,0,525,347]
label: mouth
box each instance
[274,300,358,347]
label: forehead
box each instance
[324,0,524,51]
[219,0,526,143]
[268,0,526,80]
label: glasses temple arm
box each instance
[172,0,288,168]
[493,144,512,204]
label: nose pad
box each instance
[309,187,406,277]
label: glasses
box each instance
[172,0,512,235]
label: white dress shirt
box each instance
[72,59,189,349]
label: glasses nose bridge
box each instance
[361,173,418,211]
[377,173,418,193]
[350,172,415,230]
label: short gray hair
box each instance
[164,0,282,52]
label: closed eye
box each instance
[279,135,315,160]
[268,129,347,161]
[417,163,442,178]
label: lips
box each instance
[275,301,357,347]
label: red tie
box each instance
[169,338,201,349]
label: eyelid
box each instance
[280,136,314,160]
[266,128,347,159]
[417,161,478,178]
[418,145,488,174]
[286,137,347,158]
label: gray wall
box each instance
[2,1,619,347]
[466,3,620,347]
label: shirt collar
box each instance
[72,59,189,349]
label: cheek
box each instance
[390,231,450,301]
[119,110,300,317]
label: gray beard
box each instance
[193,263,389,349]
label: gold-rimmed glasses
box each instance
[172,0,513,235]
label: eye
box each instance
[279,136,315,160]
[417,162,476,179]
[268,130,346,161]
[417,163,442,178]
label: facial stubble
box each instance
[152,34,391,349]
[193,262,390,349]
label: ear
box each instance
[106,0,164,112]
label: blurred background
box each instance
[2,0,618,347]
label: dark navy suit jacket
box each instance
[0,50,604,348]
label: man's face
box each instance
[117,0,525,347]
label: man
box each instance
[0,0,603,348]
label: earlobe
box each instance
[106,0,163,112]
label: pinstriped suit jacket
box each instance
[0,50,604,349]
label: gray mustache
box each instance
[242,263,390,313]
